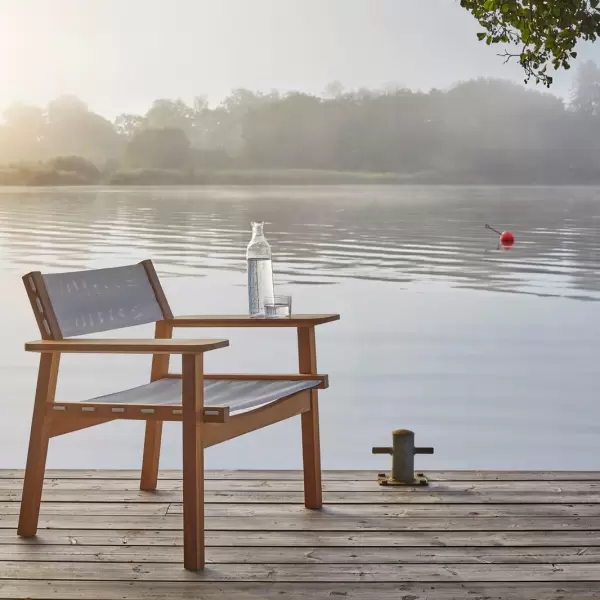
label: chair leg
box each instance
[181,354,205,570]
[142,321,172,491]
[18,353,60,537]
[298,327,323,509]
[140,421,163,491]
[301,400,323,509]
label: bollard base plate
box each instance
[377,472,429,486]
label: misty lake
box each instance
[0,185,599,471]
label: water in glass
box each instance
[264,296,291,318]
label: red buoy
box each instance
[500,231,515,246]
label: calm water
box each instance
[0,185,599,470]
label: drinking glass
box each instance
[264,295,292,318]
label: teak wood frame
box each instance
[19,260,339,571]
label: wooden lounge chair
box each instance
[19,260,339,570]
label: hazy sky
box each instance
[0,0,591,118]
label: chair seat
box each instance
[83,378,321,415]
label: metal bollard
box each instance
[372,429,434,486]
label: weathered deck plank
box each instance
[1,489,599,503]
[2,528,600,546]
[1,470,600,599]
[2,478,598,491]
[3,561,600,581]
[2,544,600,564]
[0,469,598,481]
[0,581,598,600]
[0,514,598,531]
[1,501,599,518]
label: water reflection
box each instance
[0,186,598,300]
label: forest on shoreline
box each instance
[2,62,600,186]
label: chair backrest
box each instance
[23,260,173,339]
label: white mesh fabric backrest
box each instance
[42,264,164,337]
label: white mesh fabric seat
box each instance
[83,378,323,414]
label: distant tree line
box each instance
[2,63,600,185]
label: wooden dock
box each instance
[1,470,600,599]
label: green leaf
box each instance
[464,0,600,86]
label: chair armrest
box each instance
[25,338,229,354]
[166,314,340,328]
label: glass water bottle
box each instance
[247,221,275,316]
